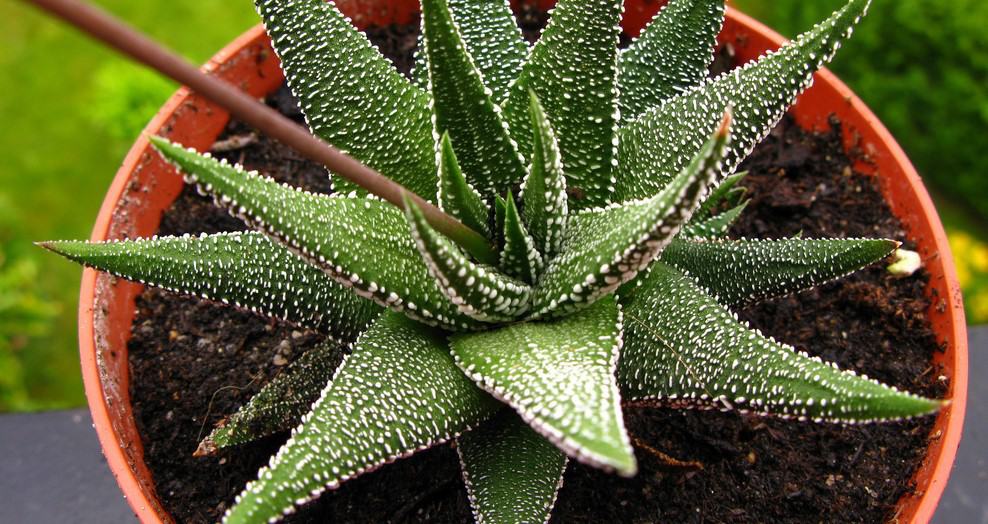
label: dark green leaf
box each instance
[413,0,528,103]
[520,91,568,258]
[503,0,623,209]
[618,0,726,123]
[42,232,378,341]
[224,312,500,524]
[619,261,942,422]
[661,237,898,305]
[529,118,729,318]
[151,137,480,330]
[422,0,527,195]
[438,133,491,237]
[680,201,747,238]
[458,411,568,524]
[255,0,436,200]
[197,341,344,454]
[692,170,747,221]
[500,194,544,284]
[615,0,870,201]
[404,195,532,322]
[451,297,636,474]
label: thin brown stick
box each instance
[630,436,704,472]
[25,0,497,264]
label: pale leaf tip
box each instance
[193,438,218,458]
[716,108,733,138]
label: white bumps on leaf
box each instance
[500,194,545,285]
[503,0,624,209]
[41,232,379,342]
[615,0,872,202]
[405,195,532,322]
[457,411,568,524]
[661,237,898,306]
[256,0,437,200]
[150,137,482,331]
[422,0,527,196]
[617,0,726,123]
[451,296,636,475]
[198,341,347,454]
[619,262,941,423]
[520,91,569,259]
[223,312,500,524]
[412,0,527,104]
[529,118,730,319]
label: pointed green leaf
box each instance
[438,133,491,237]
[615,0,870,202]
[224,312,500,524]
[503,0,622,209]
[618,0,726,123]
[422,0,527,195]
[680,200,747,238]
[520,91,568,258]
[151,137,480,331]
[414,0,528,103]
[661,237,898,306]
[41,232,378,341]
[458,411,568,524]
[198,340,344,455]
[451,297,636,474]
[529,119,730,318]
[619,261,941,422]
[404,195,532,322]
[500,195,544,285]
[255,0,436,200]
[693,170,747,221]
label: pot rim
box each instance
[722,8,967,521]
[78,7,967,523]
[79,25,276,524]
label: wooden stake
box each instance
[25,0,497,264]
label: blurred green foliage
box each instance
[0,0,258,412]
[735,0,988,323]
[1,1,985,412]
[88,61,176,142]
[0,195,60,411]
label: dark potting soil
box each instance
[127,15,945,524]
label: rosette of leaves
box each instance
[43,0,942,522]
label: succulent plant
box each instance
[43,0,942,522]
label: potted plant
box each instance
[44,0,965,522]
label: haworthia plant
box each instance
[618,262,939,422]
[457,411,568,523]
[40,232,380,342]
[196,340,346,456]
[615,0,871,202]
[44,0,942,521]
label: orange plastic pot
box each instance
[78,2,966,522]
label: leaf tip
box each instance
[147,133,172,151]
[36,239,80,259]
[193,438,218,458]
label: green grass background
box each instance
[1,0,985,411]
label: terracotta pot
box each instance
[78,2,967,523]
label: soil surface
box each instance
[128,15,945,524]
